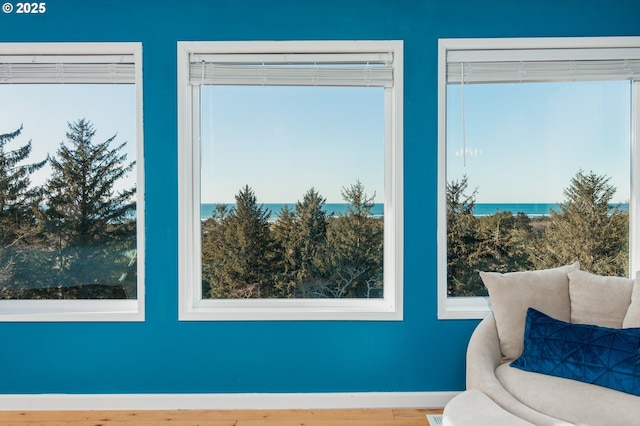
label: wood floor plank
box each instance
[236,421,428,426]
[392,408,441,417]
[219,409,394,421]
[0,411,236,425]
[0,408,440,425]
[0,422,236,426]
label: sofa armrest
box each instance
[466,312,503,390]
[465,313,574,426]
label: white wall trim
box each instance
[0,391,459,411]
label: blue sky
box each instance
[200,85,385,204]
[2,83,383,205]
[4,80,629,207]
[446,80,631,204]
[0,84,137,193]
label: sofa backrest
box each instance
[481,264,640,360]
[568,269,633,328]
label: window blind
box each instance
[0,54,136,84]
[447,48,640,84]
[189,52,395,87]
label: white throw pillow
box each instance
[569,269,633,328]
[623,272,640,328]
[480,262,579,360]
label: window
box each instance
[0,43,144,321]
[438,37,640,319]
[178,41,403,320]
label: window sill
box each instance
[438,296,491,320]
[179,298,402,321]
[0,300,144,322]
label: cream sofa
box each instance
[445,263,640,426]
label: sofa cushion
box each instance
[623,273,640,328]
[568,269,633,328]
[511,308,640,397]
[480,262,578,360]
[496,362,640,426]
[443,390,536,426]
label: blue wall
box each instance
[1,0,638,394]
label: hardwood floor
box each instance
[0,408,443,425]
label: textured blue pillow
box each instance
[511,308,640,396]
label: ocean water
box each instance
[201,202,628,221]
[473,203,560,217]
[473,203,628,217]
[201,203,384,221]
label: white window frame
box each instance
[438,36,640,319]
[0,42,145,322]
[177,40,403,321]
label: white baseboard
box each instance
[0,391,460,411]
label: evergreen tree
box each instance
[319,181,383,298]
[532,170,628,276]
[446,175,484,296]
[0,126,46,292]
[272,189,330,298]
[202,185,278,298]
[295,188,328,281]
[42,118,136,297]
[270,204,298,297]
[201,204,229,297]
[474,211,534,274]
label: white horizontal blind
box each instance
[0,54,136,84]
[447,48,640,84]
[189,52,394,87]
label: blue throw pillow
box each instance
[511,307,640,396]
